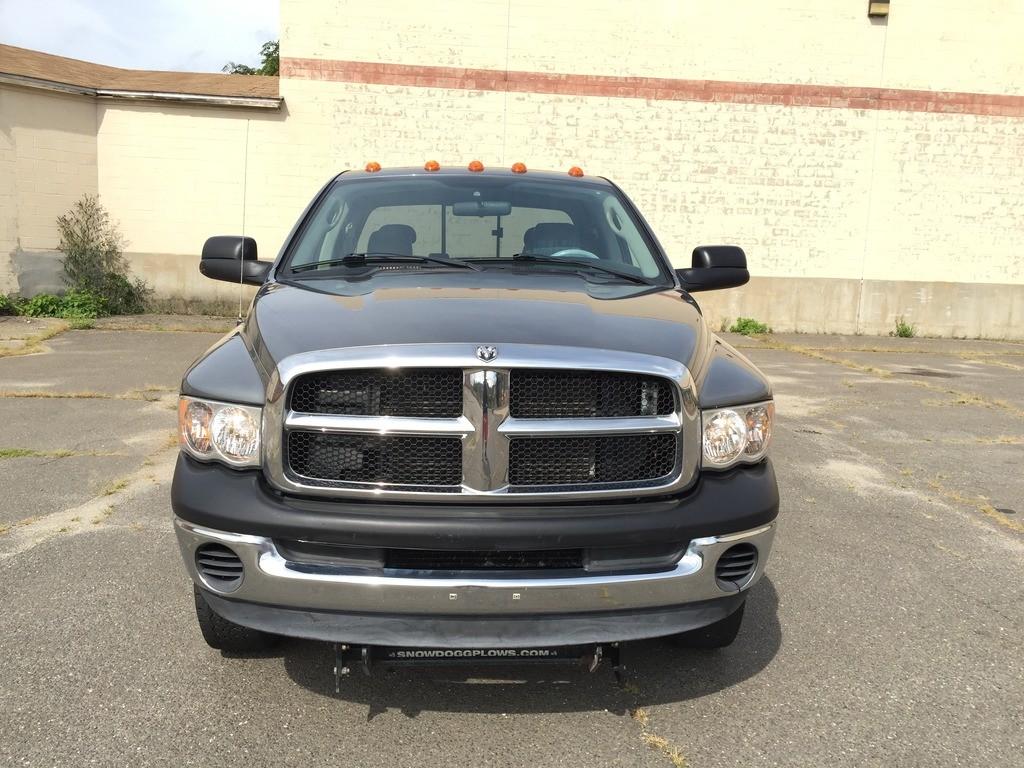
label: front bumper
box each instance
[178,518,774,615]
[172,455,779,645]
[176,518,774,645]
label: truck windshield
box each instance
[282,175,671,283]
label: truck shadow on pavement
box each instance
[271,578,780,719]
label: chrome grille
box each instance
[508,434,678,488]
[290,368,462,417]
[287,432,462,487]
[267,344,699,502]
[510,370,674,418]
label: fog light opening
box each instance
[195,543,244,593]
[715,543,758,591]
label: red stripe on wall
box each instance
[281,57,1024,118]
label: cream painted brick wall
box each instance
[283,0,511,69]
[283,1,1023,94]
[272,79,1022,286]
[884,0,1024,96]
[0,85,98,292]
[96,104,294,257]
[4,0,1016,331]
[0,92,16,290]
[865,111,1024,284]
[96,81,510,265]
[92,77,1024,291]
[502,93,877,281]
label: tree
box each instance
[223,40,279,76]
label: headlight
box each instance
[178,396,262,468]
[702,401,774,469]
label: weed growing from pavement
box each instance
[729,317,772,335]
[891,316,916,337]
[102,479,129,496]
[629,694,688,766]
[0,448,76,459]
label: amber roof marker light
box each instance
[568,166,584,177]
[365,161,381,172]
[468,160,485,172]
[511,162,527,174]
[424,160,440,172]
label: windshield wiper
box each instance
[507,253,655,286]
[290,252,480,273]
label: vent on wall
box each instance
[868,1,890,17]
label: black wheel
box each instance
[193,585,279,653]
[669,601,745,649]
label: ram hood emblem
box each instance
[476,345,498,362]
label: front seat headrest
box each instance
[523,223,581,255]
[367,224,417,256]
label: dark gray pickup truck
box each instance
[173,163,777,673]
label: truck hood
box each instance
[246,271,706,370]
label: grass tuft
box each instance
[641,733,688,767]
[102,478,129,496]
[729,317,772,336]
[891,316,916,338]
[0,447,76,459]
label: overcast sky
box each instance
[0,0,278,72]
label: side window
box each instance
[356,206,442,255]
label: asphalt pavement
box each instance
[0,319,1021,767]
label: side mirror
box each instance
[200,236,272,285]
[675,245,749,292]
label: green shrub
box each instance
[57,195,151,315]
[0,295,18,316]
[18,290,107,319]
[19,294,64,317]
[892,316,916,338]
[729,317,772,335]
[58,289,108,318]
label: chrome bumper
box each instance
[174,518,775,616]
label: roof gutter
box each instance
[0,72,281,109]
[94,89,280,109]
[0,71,94,97]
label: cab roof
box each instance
[338,166,613,185]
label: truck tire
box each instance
[193,585,279,653]
[669,601,745,649]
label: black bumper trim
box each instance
[201,590,745,647]
[171,454,778,550]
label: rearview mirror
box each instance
[451,201,512,217]
[200,236,272,285]
[676,245,749,292]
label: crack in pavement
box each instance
[0,388,175,401]
[629,702,688,768]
